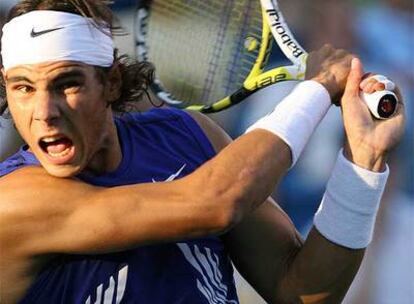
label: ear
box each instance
[104,62,122,104]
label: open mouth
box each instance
[39,135,74,158]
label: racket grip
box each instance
[361,90,398,120]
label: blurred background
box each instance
[1,0,413,303]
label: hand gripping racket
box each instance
[260,0,398,119]
[135,0,397,119]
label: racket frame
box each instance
[135,0,310,113]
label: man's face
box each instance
[3,61,120,177]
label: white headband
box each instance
[1,10,114,71]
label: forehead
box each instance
[4,61,96,82]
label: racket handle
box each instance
[362,90,398,119]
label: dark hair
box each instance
[0,0,155,116]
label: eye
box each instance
[15,85,35,94]
[56,80,82,93]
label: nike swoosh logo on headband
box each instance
[30,27,64,38]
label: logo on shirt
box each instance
[177,243,238,304]
[85,265,128,304]
[30,27,64,38]
[152,164,187,183]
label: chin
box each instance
[33,144,84,178]
[42,163,83,178]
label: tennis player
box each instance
[0,1,405,303]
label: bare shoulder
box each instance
[0,166,94,217]
[184,110,232,152]
[1,165,64,185]
[0,167,46,252]
[0,166,51,208]
[0,166,94,252]
[0,166,91,199]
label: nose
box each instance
[33,90,60,123]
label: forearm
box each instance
[4,79,331,255]
[193,130,291,224]
[224,200,363,304]
[79,130,291,252]
[2,130,291,255]
[279,228,363,304]
[278,150,389,303]
[278,71,402,303]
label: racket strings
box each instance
[147,0,222,103]
[224,0,258,94]
[141,0,264,105]
[201,0,236,103]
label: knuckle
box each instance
[321,43,333,52]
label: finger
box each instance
[341,58,373,122]
[365,74,396,91]
[360,79,373,91]
[373,82,386,92]
[360,81,369,91]
[360,78,371,88]
[344,57,364,98]
[322,43,334,51]
[319,43,335,57]
[360,76,377,89]
[334,48,348,58]
[364,82,376,94]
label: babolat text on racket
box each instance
[135,0,304,113]
[135,0,398,118]
[260,0,398,119]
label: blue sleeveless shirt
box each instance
[0,109,239,304]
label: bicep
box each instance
[0,167,104,255]
[222,198,303,303]
[0,113,232,256]
[189,111,304,300]
[1,166,230,256]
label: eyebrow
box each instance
[6,70,87,85]
[52,70,86,83]
[6,76,34,84]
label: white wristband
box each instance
[314,149,389,249]
[246,81,331,167]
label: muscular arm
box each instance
[221,61,405,303]
[224,210,363,304]
[200,113,363,304]
[0,117,291,256]
[0,44,354,259]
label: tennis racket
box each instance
[135,0,397,119]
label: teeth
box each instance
[42,136,64,143]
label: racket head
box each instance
[260,0,308,72]
[135,0,271,109]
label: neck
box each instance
[83,113,122,176]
